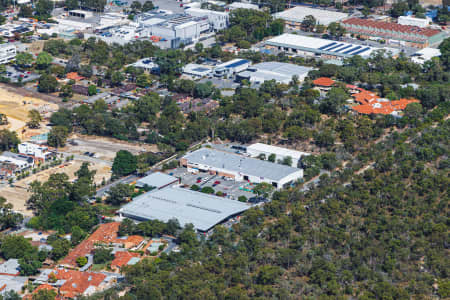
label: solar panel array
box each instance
[317,42,371,56]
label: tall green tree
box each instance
[112,150,137,176]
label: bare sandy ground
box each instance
[0,87,58,139]
[0,160,111,216]
[62,134,158,161]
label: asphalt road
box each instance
[96,174,138,197]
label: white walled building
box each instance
[18,142,53,162]
[185,8,229,31]
[181,148,303,189]
[246,143,310,168]
[0,44,16,64]
[0,152,34,171]
[227,2,260,10]
[398,16,431,28]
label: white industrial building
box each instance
[185,7,229,31]
[183,63,213,77]
[410,47,441,64]
[236,62,313,84]
[265,33,400,60]
[136,12,211,47]
[18,142,53,162]
[213,58,250,77]
[97,12,130,30]
[119,186,250,232]
[181,148,303,188]
[398,16,431,28]
[273,6,349,27]
[227,2,260,10]
[246,143,310,168]
[0,44,16,64]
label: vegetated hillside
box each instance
[115,111,449,299]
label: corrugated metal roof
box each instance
[136,172,178,188]
[273,6,348,26]
[183,148,302,181]
[247,143,310,160]
[120,187,251,232]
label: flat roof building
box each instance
[185,8,229,31]
[135,172,179,189]
[183,63,213,78]
[0,151,34,171]
[0,44,16,64]
[227,2,260,10]
[398,16,431,28]
[119,187,251,232]
[0,259,20,276]
[181,148,303,188]
[410,47,441,64]
[246,143,310,168]
[265,33,400,60]
[236,62,313,84]
[213,58,250,77]
[273,6,349,27]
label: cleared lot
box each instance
[0,160,111,216]
[63,134,157,161]
[0,86,58,139]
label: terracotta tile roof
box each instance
[342,18,441,38]
[313,77,335,87]
[24,284,62,300]
[66,72,84,81]
[60,223,144,268]
[122,235,144,247]
[111,251,140,269]
[353,90,379,104]
[52,268,106,298]
[352,98,420,115]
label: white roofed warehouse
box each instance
[118,187,250,232]
[246,143,310,168]
[236,62,314,84]
[265,33,400,60]
[273,6,349,27]
[181,148,303,189]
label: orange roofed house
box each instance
[313,77,335,91]
[352,97,420,116]
[66,72,85,81]
[51,268,110,298]
[60,222,144,268]
[110,251,141,272]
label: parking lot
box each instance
[169,167,255,201]
[5,66,39,83]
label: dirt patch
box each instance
[0,87,59,139]
[62,134,158,161]
[0,160,111,216]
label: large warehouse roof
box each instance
[266,34,400,58]
[273,6,349,26]
[183,148,301,182]
[237,62,314,84]
[119,187,250,232]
